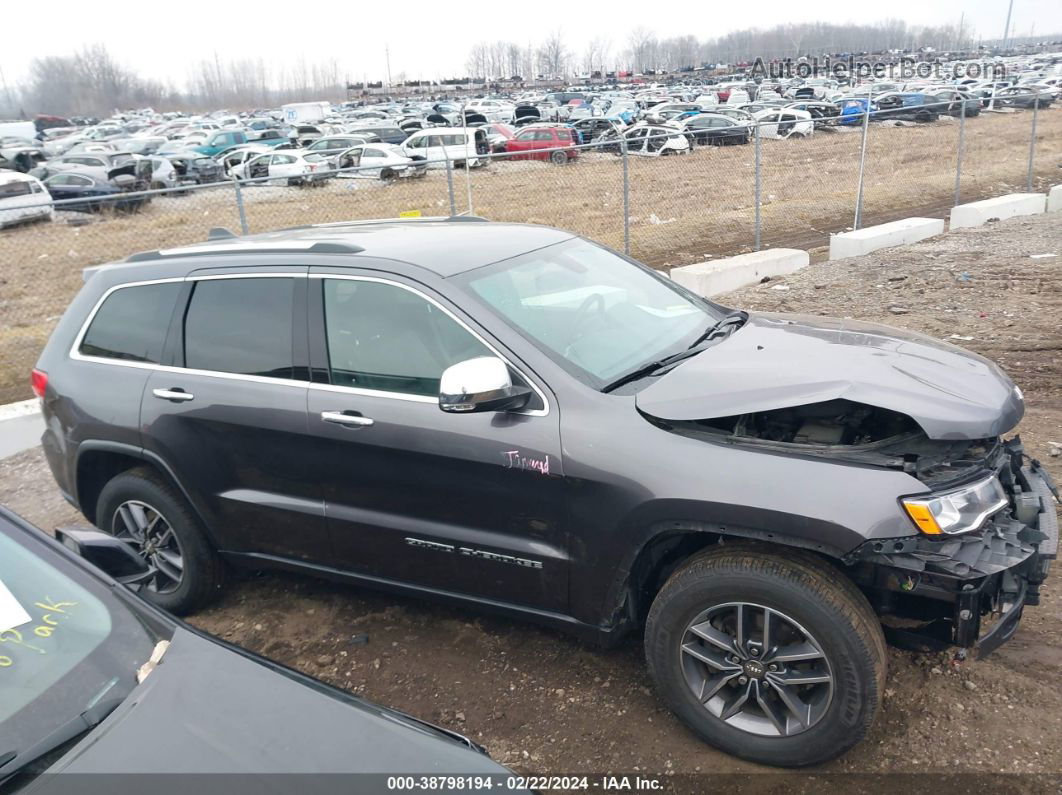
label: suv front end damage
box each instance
[846,438,1058,658]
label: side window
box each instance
[79,282,181,363]
[183,278,295,379]
[322,279,491,397]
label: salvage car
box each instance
[401,128,490,168]
[33,218,1057,768]
[751,108,815,139]
[42,170,149,213]
[680,114,750,146]
[306,134,381,156]
[621,124,691,156]
[165,152,225,185]
[503,125,578,164]
[0,171,53,228]
[332,143,427,179]
[992,86,1055,109]
[873,93,940,123]
[0,506,518,788]
[0,137,46,173]
[231,150,331,185]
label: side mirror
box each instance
[54,527,150,584]
[439,357,531,414]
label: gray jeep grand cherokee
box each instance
[32,217,1058,767]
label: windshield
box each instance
[0,526,160,767]
[456,238,721,389]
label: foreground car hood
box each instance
[636,312,1023,440]
[44,627,508,776]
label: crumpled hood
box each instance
[636,312,1024,440]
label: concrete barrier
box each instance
[950,193,1047,229]
[1048,185,1062,213]
[671,249,810,298]
[828,217,944,260]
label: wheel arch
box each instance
[604,518,856,639]
[74,442,217,545]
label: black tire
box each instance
[550,149,567,165]
[645,544,886,768]
[96,467,224,615]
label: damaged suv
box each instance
[33,219,1058,768]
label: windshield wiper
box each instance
[602,347,704,393]
[602,311,748,394]
[0,678,126,780]
[686,310,748,349]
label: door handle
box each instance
[321,411,374,428]
[152,388,194,402]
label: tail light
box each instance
[31,368,48,399]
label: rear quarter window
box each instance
[79,282,182,363]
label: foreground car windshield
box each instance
[0,529,159,771]
[458,238,721,387]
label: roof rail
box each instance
[125,240,366,262]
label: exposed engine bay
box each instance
[646,398,1000,488]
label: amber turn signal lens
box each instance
[902,502,942,535]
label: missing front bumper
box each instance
[848,454,1057,658]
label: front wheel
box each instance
[645,545,886,767]
[96,468,225,615]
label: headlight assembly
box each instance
[901,475,1009,536]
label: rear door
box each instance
[304,268,568,611]
[141,270,330,562]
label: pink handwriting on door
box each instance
[503,450,550,475]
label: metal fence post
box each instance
[445,154,456,216]
[753,121,762,251]
[1027,99,1040,192]
[232,178,249,235]
[853,88,872,231]
[953,98,966,207]
[621,138,630,256]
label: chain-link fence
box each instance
[1,102,1060,403]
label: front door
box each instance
[305,270,568,612]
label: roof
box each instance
[0,171,41,184]
[126,218,575,277]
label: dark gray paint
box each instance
[34,222,1029,643]
[636,313,1024,440]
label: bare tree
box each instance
[537,30,569,78]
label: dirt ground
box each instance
[2,213,1060,788]
[1,106,1059,404]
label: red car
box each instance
[503,125,578,164]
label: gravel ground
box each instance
[2,212,1060,789]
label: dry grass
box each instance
[1,108,1059,403]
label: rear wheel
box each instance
[96,468,224,615]
[550,150,568,165]
[645,545,886,767]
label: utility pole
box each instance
[385,45,393,92]
[956,12,965,51]
[1001,0,1014,51]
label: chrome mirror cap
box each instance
[439,357,530,413]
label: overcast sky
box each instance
[2,0,1059,88]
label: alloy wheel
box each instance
[679,602,834,737]
[110,500,184,594]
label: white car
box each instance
[146,156,179,189]
[332,143,426,179]
[463,99,516,123]
[401,127,491,168]
[216,145,275,177]
[0,171,53,228]
[230,149,332,185]
[752,108,815,139]
[622,124,691,156]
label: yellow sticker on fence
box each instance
[399,210,422,218]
